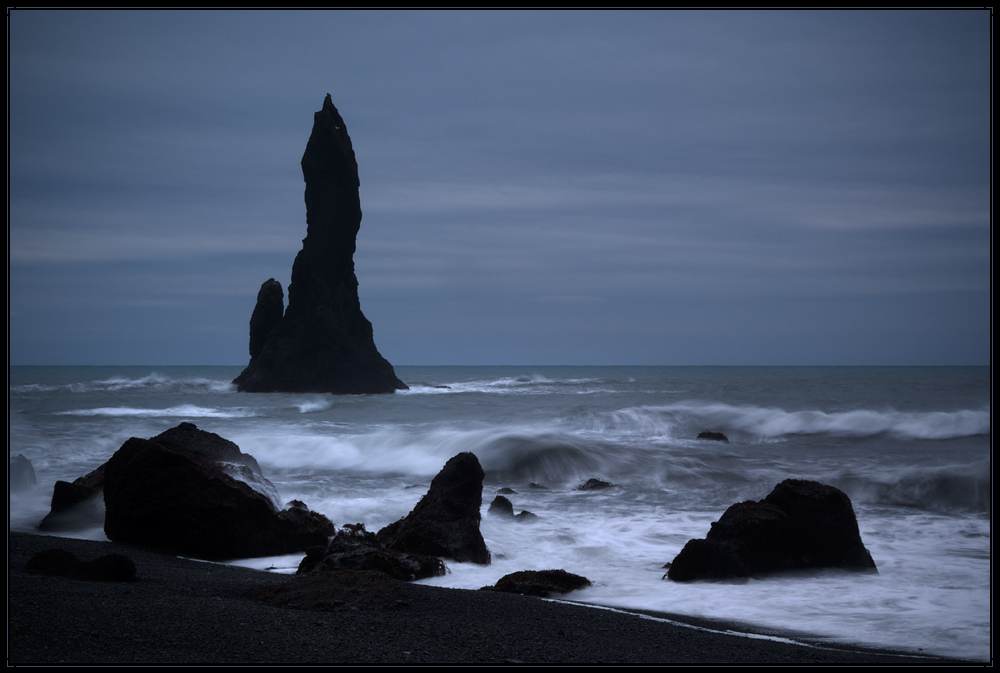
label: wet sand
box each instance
[8,532,963,665]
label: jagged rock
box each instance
[233,95,406,394]
[38,464,106,532]
[697,431,729,442]
[577,478,615,491]
[297,523,445,581]
[488,495,537,522]
[483,569,592,597]
[10,454,37,492]
[377,452,490,565]
[666,479,878,582]
[100,422,334,560]
[248,278,284,361]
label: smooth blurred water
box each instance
[8,365,990,660]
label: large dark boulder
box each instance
[233,95,406,394]
[101,423,334,560]
[483,569,592,597]
[377,453,491,565]
[666,479,877,582]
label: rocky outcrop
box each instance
[247,278,284,362]
[377,453,491,565]
[665,479,877,582]
[233,95,406,394]
[697,431,729,442]
[487,495,537,522]
[38,464,106,532]
[483,569,592,597]
[93,422,334,560]
[297,523,445,581]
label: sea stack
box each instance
[234,95,406,394]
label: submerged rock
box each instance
[577,478,615,491]
[81,422,335,560]
[377,452,490,565]
[483,569,592,597]
[666,479,877,582]
[697,431,729,442]
[488,494,538,523]
[233,95,406,394]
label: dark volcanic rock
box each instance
[666,479,878,582]
[697,431,729,442]
[38,464,106,532]
[297,523,445,581]
[233,95,406,394]
[578,478,615,491]
[488,495,537,522]
[247,278,284,361]
[377,452,490,565]
[487,495,515,519]
[101,422,334,560]
[484,569,592,597]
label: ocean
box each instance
[8,365,990,661]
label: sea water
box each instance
[8,365,990,661]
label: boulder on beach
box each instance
[91,422,334,560]
[377,452,491,565]
[666,479,878,582]
[38,464,106,532]
[232,95,406,394]
[483,569,592,597]
[297,523,446,581]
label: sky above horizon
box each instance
[9,10,991,366]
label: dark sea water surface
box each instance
[8,365,990,660]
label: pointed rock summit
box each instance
[234,95,406,393]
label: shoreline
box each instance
[8,532,970,665]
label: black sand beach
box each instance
[7,532,962,665]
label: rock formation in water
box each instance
[233,95,406,394]
[40,422,334,560]
[101,422,335,560]
[377,452,491,565]
[665,479,878,582]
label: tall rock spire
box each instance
[233,95,407,394]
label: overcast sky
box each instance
[9,10,991,366]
